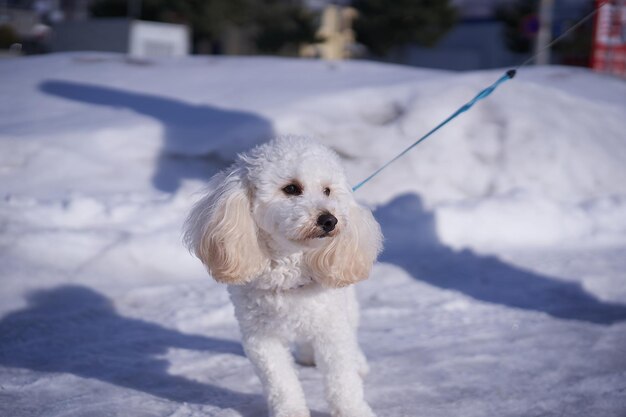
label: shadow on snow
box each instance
[0,285,264,414]
[38,80,274,193]
[374,193,626,325]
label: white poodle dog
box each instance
[184,136,382,417]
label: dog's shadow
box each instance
[0,285,266,414]
[374,193,626,325]
[39,80,274,193]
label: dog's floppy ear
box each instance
[184,167,267,284]
[305,202,382,288]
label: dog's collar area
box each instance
[296,276,315,289]
[282,275,315,291]
[245,275,316,292]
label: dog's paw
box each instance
[357,362,370,378]
[293,342,316,367]
[271,403,311,417]
[274,411,310,417]
[294,354,316,367]
[331,403,376,417]
[295,357,316,367]
[357,352,369,378]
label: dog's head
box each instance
[184,136,382,288]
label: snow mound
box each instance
[1,54,626,417]
[283,70,626,247]
[1,53,625,250]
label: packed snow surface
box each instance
[1,53,625,417]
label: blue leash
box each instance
[350,1,609,192]
[350,2,608,192]
[352,69,516,192]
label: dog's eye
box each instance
[282,183,302,196]
[323,187,331,196]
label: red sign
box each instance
[592,0,626,77]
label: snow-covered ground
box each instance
[1,53,625,417]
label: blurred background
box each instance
[1,0,624,75]
[2,2,626,417]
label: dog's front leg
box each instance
[242,335,310,417]
[312,323,376,417]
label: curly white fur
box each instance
[184,136,382,417]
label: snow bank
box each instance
[2,53,625,250]
[2,53,626,417]
[281,70,626,247]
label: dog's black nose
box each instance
[317,213,338,233]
